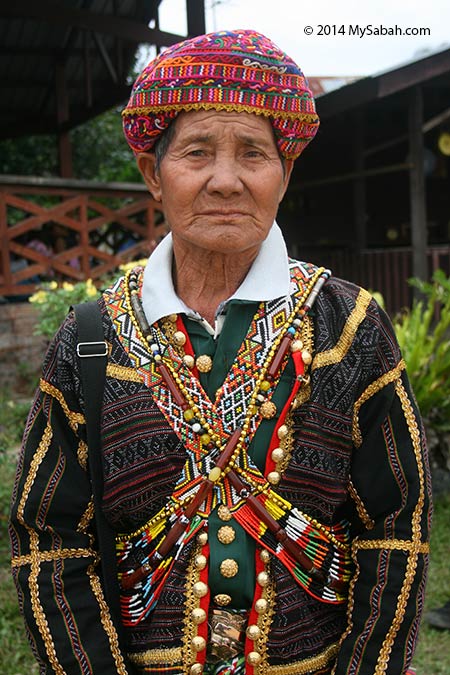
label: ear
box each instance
[136,152,162,201]
[279,159,294,201]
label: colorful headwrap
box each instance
[122,29,319,160]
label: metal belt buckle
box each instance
[208,609,247,663]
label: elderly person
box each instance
[10,30,431,675]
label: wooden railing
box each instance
[0,175,165,297]
[1,175,449,315]
[301,244,450,315]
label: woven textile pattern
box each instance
[122,29,319,159]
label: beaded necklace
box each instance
[109,263,352,624]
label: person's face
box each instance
[137,110,293,257]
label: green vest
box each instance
[185,299,293,608]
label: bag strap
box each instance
[73,301,131,664]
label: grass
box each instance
[0,401,449,674]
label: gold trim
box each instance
[311,288,372,372]
[87,563,129,674]
[353,539,429,554]
[77,439,88,470]
[275,316,314,475]
[106,362,142,383]
[128,647,182,666]
[77,499,95,533]
[40,379,85,431]
[373,379,427,675]
[254,559,276,675]
[182,543,205,673]
[266,642,339,675]
[348,480,375,530]
[11,547,95,567]
[352,361,406,447]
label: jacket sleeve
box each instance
[9,314,132,674]
[334,301,432,675]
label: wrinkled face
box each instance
[138,110,293,257]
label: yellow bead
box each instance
[271,447,284,462]
[246,624,261,640]
[255,598,268,614]
[195,554,207,570]
[257,571,269,587]
[267,471,281,485]
[277,424,288,439]
[183,354,195,369]
[208,466,222,482]
[183,408,195,421]
[192,636,206,652]
[260,380,271,392]
[190,664,203,675]
[197,531,208,545]
[291,339,303,353]
[259,548,270,563]
[192,581,208,598]
[191,608,207,625]
[247,651,262,665]
[301,349,312,365]
[200,433,211,445]
[167,313,178,323]
[173,330,187,346]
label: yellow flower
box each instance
[62,282,74,291]
[47,281,58,290]
[29,290,48,304]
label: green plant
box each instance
[28,278,100,340]
[393,269,450,468]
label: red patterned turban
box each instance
[122,29,319,160]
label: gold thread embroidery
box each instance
[274,316,314,476]
[16,421,65,671]
[254,559,276,675]
[311,288,372,372]
[266,642,339,675]
[352,361,406,447]
[331,547,361,675]
[106,363,142,383]
[182,543,204,673]
[11,547,95,567]
[373,379,427,675]
[128,647,182,665]
[40,379,85,431]
[348,480,375,530]
[77,500,95,533]
[353,539,429,554]
[77,439,88,470]
[87,563,129,674]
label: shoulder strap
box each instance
[73,301,131,663]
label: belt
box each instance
[207,609,248,663]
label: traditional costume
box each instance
[10,30,431,675]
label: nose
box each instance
[206,155,244,197]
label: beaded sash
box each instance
[104,262,352,625]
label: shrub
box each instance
[393,269,450,470]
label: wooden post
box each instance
[353,110,367,253]
[408,86,428,284]
[55,61,73,178]
[186,0,206,36]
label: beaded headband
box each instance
[122,29,319,160]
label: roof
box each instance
[316,46,450,119]
[0,0,203,141]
